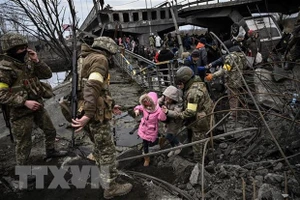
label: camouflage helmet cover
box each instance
[92,36,118,54]
[1,32,28,52]
[175,66,194,84]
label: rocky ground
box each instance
[0,64,300,200]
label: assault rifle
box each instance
[1,104,14,142]
[69,0,78,147]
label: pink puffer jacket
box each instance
[134,92,166,142]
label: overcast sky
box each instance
[72,0,179,25]
[71,0,200,29]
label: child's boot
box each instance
[143,156,150,166]
[159,137,166,149]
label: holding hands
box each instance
[205,74,214,81]
[161,105,168,114]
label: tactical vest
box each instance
[0,58,46,100]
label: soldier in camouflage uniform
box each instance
[206,51,247,119]
[71,37,132,199]
[0,32,67,166]
[162,66,214,162]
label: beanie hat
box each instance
[199,37,206,44]
[191,49,200,57]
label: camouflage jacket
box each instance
[213,51,247,89]
[0,54,52,117]
[171,76,214,127]
[79,44,113,121]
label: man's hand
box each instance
[25,100,42,111]
[113,105,122,115]
[205,74,214,81]
[71,116,90,132]
[27,48,39,63]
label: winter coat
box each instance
[183,56,206,81]
[134,92,167,142]
[157,49,174,62]
[79,43,114,122]
[155,36,162,48]
[158,86,183,135]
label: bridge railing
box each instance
[113,49,180,93]
[178,0,237,10]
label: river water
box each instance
[47,71,67,88]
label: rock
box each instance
[256,167,268,176]
[255,175,264,187]
[219,143,228,149]
[254,68,284,111]
[189,163,212,187]
[273,162,283,171]
[257,183,284,200]
[264,173,284,185]
[287,178,300,196]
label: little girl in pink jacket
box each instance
[134,91,167,166]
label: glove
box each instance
[205,74,213,81]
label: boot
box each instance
[143,156,150,167]
[46,148,68,158]
[103,182,133,199]
[159,137,166,149]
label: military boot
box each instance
[46,148,68,158]
[103,182,133,199]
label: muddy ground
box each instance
[0,66,300,200]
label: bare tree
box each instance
[0,0,80,68]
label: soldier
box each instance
[71,37,132,199]
[0,32,67,166]
[206,51,247,119]
[162,66,214,162]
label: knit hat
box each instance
[199,37,206,44]
[191,49,200,57]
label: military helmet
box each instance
[92,36,118,54]
[175,66,194,85]
[1,32,28,52]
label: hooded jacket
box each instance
[158,86,183,135]
[134,92,166,142]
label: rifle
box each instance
[1,104,13,142]
[68,0,78,147]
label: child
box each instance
[159,86,183,157]
[134,91,167,166]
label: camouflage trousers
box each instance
[190,116,210,162]
[84,120,118,189]
[228,87,240,118]
[11,108,56,165]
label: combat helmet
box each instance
[92,36,118,54]
[175,66,194,85]
[1,32,28,52]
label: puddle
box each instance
[112,111,142,147]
